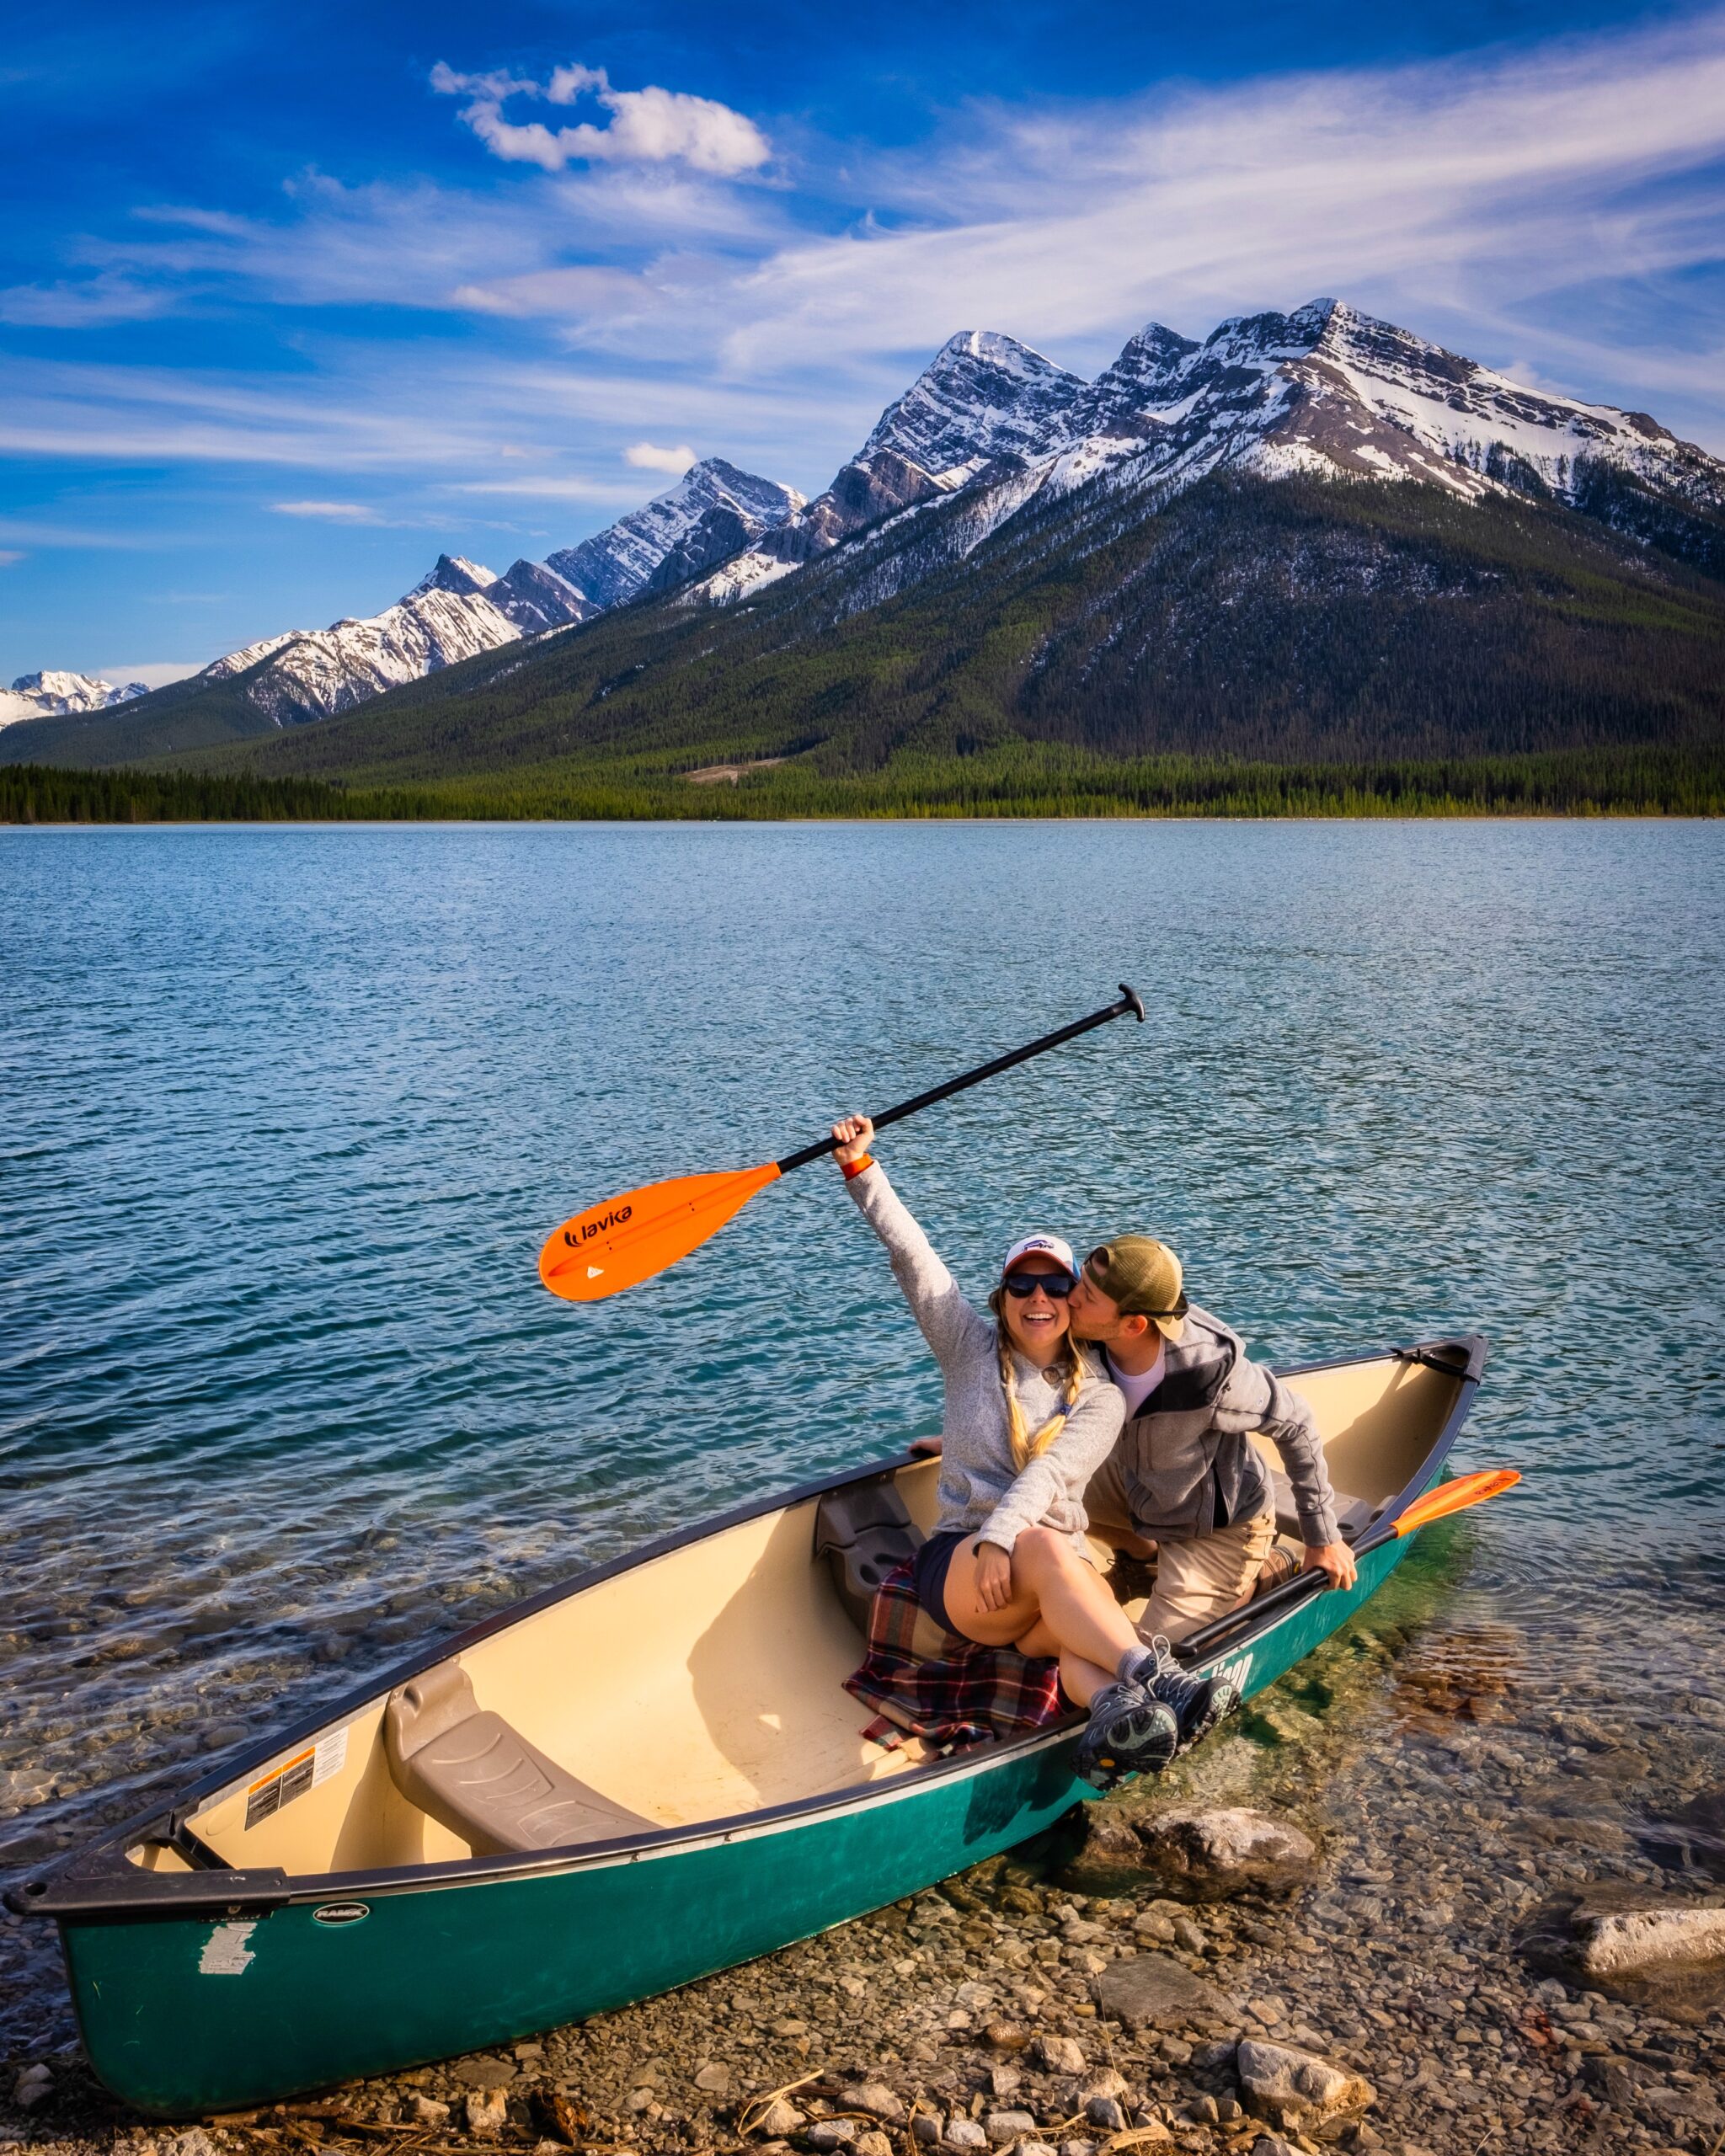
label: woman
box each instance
[832,1113,1205,1785]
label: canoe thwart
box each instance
[385,1662,650,1855]
[813,1478,926,1632]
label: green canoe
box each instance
[10,1336,1485,2116]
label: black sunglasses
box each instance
[1002,1270,1076,1299]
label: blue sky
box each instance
[5,0,1725,686]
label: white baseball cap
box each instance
[1000,1232,1077,1279]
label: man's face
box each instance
[1067,1267,1129,1343]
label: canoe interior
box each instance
[146,1349,1461,1884]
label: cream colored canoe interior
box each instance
[127,1353,1460,1884]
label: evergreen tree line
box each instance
[5,745,1721,825]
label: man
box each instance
[1067,1235,1357,1660]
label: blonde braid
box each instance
[991,1294,1092,1470]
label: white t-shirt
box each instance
[1106,1341,1166,1419]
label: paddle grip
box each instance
[775,985,1145,1175]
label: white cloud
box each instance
[270,499,387,523]
[718,14,1725,377]
[623,440,696,474]
[431,60,770,177]
[0,549,22,567]
[446,476,653,501]
[0,272,172,328]
[90,660,202,689]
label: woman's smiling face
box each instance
[999,1253,1075,1360]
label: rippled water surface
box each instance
[2,821,1722,2049]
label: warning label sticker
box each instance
[243,1727,348,1832]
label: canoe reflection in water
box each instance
[9,1337,1486,2116]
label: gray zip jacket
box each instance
[846,1162,1124,1556]
[1102,1308,1339,1547]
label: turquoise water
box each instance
[2,821,1722,2046]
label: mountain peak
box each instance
[409,555,499,601]
[545,459,803,612]
[0,670,149,728]
[859,330,1086,481]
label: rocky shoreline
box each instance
[4,1576,1722,2156]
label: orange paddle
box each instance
[1372,1466,1521,1542]
[540,986,1146,1302]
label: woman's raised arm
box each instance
[833,1114,990,1363]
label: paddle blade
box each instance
[538,1162,782,1302]
[1391,1468,1521,1537]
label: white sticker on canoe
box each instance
[311,1726,347,1787]
[1217,1652,1255,1696]
[200,1921,259,1976]
[587,1267,603,1279]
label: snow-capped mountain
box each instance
[168,460,801,726]
[696,298,1725,613]
[195,560,522,723]
[546,458,802,611]
[0,671,149,728]
[1047,299,1720,509]
[706,334,1086,601]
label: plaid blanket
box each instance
[843,1561,1066,1752]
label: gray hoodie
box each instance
[1101,1309,1339,1548]
[845,1161,1124,1555]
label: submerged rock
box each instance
[1234,2039,1375,2131]
[1092,1951,1241,2029]
[1528,1886,1725,1977]
[1132,1809,1320,1903]
[1642,1784,1725,1879]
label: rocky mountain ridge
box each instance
[10,298,1722,763]
[0,672,148,729]
[77,462,805,730]
[692,299,1725,612]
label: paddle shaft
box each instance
[774,984,1146,1175]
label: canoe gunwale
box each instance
[8,1333,1486,1925]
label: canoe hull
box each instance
[59,1534,1412,2116]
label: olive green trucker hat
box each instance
[1083,1235,1189,1341]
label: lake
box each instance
[2,819,1722,2052]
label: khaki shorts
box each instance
[1086,1454,1277,1643]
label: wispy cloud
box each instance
[718,12,1725,378]
[430,60,772,177]
[6,5,1725,522]
[623,440,696,473]
[0,271,174,327]
[0,550,23,567]
[446,475,652,501]
[90,659,202,688]
[270,499,388,524]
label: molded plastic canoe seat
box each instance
[814,1478,926,1632]
[385,1662,649,1855]
[1266,1471,1380,1547]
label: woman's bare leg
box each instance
[938,1528,1146,1679]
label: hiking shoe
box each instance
[1074,1679,1179,1790]
[1137,1634,1238,1751]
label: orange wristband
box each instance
[841,1153,874,1179]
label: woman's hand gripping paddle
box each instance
[538,986,1146,1302]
